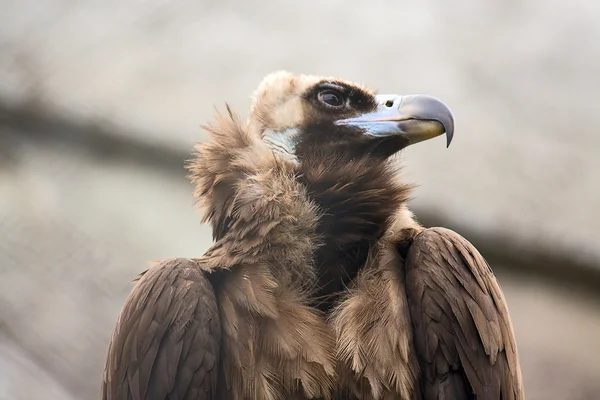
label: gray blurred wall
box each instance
[1,1,600,399]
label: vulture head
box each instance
[192,71,455,310]
[248,71,454,164]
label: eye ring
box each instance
[317,89,345,109]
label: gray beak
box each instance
[334,94,455,147]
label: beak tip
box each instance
[446,130,454,148]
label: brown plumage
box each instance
[102,71,524,400]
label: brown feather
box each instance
[404,227,524,400]
[188,101,337,399]
[331,239,420,400]
[102,258,221,400]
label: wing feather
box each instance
[404,227,523,400]
[102,258,221,400]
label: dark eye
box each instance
[317,89,345,108]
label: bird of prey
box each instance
[102,71,524,400]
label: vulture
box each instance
[102,71,524,400]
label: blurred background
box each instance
[1,1,600,399]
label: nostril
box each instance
[385,99,394,108]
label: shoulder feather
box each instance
[404,227,524,400]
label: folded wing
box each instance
[102,258,221,400]
[404,228,523,400]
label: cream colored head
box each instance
[248,71,374,132]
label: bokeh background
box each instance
[2,1,600,399]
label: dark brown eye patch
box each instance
[307,81,377,113]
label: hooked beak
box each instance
[335,94,455,147]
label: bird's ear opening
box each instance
[262,128,301,163]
